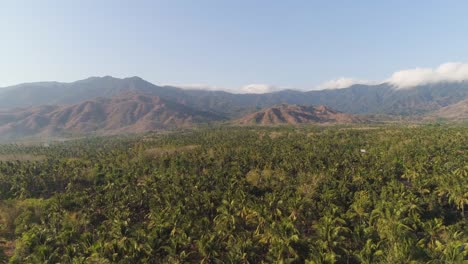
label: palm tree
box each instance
[311,211,350,264]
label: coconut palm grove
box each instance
[0,125,466,263]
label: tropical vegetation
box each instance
[0,124,466,263]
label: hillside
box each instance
[0,93,223,140]
[235,104,363,125]
[425,99,468,121]
[1,76,467,116]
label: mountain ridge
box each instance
[0,93,224,140]
[1,76,467,116]
[235,104,364,125]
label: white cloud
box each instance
[387,62,468,88]
[316,77,378,90]
[176,84,223,91]
[175,62,468,93]
[176,83,283,94]
[240,84,280,94]
[316,62,468,90]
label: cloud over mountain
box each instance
[317,78,378,90]
[163,62,468,92]
[179,83,282,94]
[317,62,468,90]
[177,84,223,91]
[240,84,280,94]
[387,62,468,88]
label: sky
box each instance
[2,0,468,92]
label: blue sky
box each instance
[1,0,468,91]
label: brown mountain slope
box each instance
[424,99,468,121]
[0,93,223,139]
[234,104,363,125]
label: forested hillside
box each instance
[0,125,466,263]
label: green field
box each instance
[0,125,467,263]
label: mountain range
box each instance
[1,76,467,115]
[0,76,466,140]
[0,93,222,140]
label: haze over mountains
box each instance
[0,76,466,140]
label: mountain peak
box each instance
[75,76,148,83]
[124,76,144,81]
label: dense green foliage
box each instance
[0,125,466,263]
